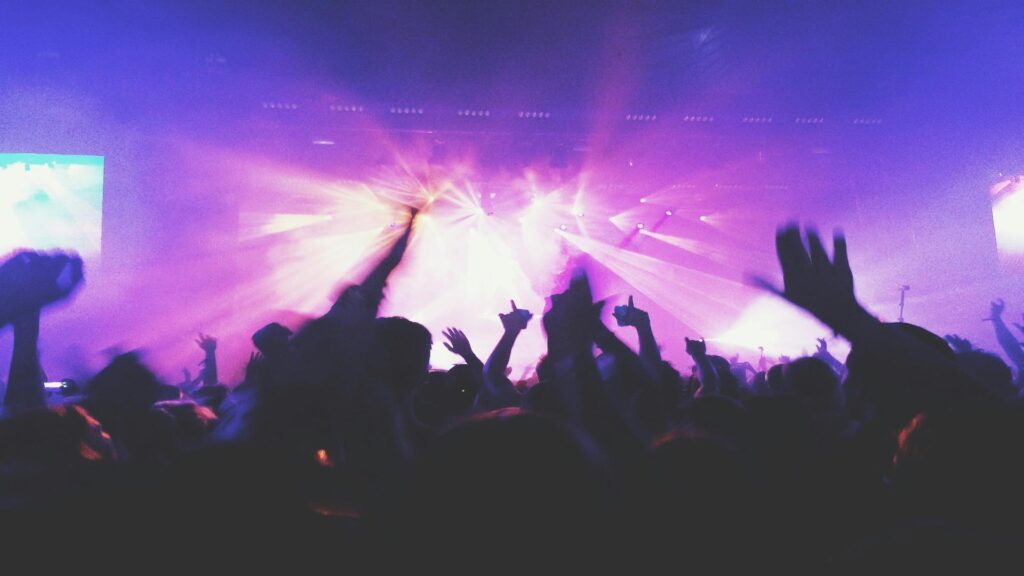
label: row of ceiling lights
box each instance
[267,103,882,125]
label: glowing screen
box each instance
[0,153,104,259]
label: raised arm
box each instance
[0,252,84,409]
[612,295,662,376]
[5,309,44,408]
[356,206,418,313]
[985,299,1024,370]
[479,301,531,409]
[442,327,483,370]
[813,337,847,377]
[542,270,647,455]
[686,337,719,396]
[195,333,219,388]
[756,224,968,423]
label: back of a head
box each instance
[783,356,841,413]
[411,370,449,429]
[252,322,293,357]
[845,322,960,430]
[84,353,174,439]
[445,363,481,409]
[371,317,432,392]
[709,355,743,398]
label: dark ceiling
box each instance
[3,0,1022,125]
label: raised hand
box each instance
[944,334,974,354]
[498,300,533,333]
[543,268,598,359]
[483,302,531,409]
[442,327,475,359]
[986,299,1005,321]
[195,333,218,353]
[771,224,858,326]
[982,298,1024,370]
[180,367,201,392]
[245,351,265,384]
[685,337,706,357]
[751,223,883,342]
[341,204,420,318]
[612,295,650,328]
[816,338,828,354]
[0,251,84,323]
[1,251,84,408]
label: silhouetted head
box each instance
[84,350,181,453]
[411,371,449,429]
[709,355,743,398]
[783,356,842,414]
[252,322,293,358]
[445,363,481,410]
[844,322,962,429]
[371,317,432,392]
[749,370,769,395]
[84,353,177,442]
[412,366,479,429]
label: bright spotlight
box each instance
[639,198,647,204]
[636,223,645,229]
[699,215,709,223]
[992,176,1024,260]
[665,210,673,216]
[559,224,568,231]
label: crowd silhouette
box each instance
[1,208,1022,571]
